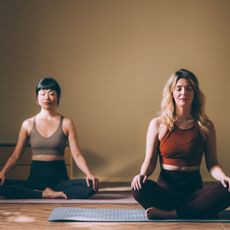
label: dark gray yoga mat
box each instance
[48,207,230,222]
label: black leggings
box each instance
[0,160,96,199]
[132,169,230,218]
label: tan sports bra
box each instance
[29,116,67,156]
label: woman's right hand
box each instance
[0,171,6,186]
[131,174,147,191]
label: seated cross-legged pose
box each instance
[0,77,99,199]
[131,69,230,219]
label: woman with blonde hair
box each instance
[131,69,230,219]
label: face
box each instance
[37,89,58,109]
[172,78,194,108]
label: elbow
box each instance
[208,163,219,173]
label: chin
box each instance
[177,103,188,107]
[177,101,186,106]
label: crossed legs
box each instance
[132,180,230,219]
[0,178,96,199]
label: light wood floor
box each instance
[1,203,230,230]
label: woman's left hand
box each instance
[220,176,230,192]
[86,174,99,191]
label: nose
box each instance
[180,87,186,95]
[44,92,50,99]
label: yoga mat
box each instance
[0,192,137,204]
[48,207,230,222]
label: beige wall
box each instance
[0,0,229,182]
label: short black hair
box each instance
[36,77,61,104]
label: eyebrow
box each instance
[176,84,193,87]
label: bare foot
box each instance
[42,187,68,199]
[146,207,177,219]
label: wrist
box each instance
[86,173,94,178]
[139,172,147,177]
[0,170,6,176]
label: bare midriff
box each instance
[32,155,65,161]
[162,163,200,171]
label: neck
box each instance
[175,107,192,121]
[38,108,57,119]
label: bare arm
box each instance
[0,120,30,185]
[131,118,160,190]
[63,118,98,191]
[204,120,230,191]
[140,118,160,176]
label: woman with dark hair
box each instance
[131,69,230,219]
[0,77,99,199]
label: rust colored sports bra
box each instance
[159,125,206,167]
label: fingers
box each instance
[137,176,142,190]
[131,175,147,191]
[92,178,96,190]
[86,178,90,187]
[62,192,68,200]
[143,175,147,183]
[131,178,137,190]
[225,180,230,192]
[221,180,227,188]
[221,179,230,192]
[0,178,5,186]
[131,178,139,190]
[86,177,99,191]
[93,178,99,191]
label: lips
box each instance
[43,101,52,105]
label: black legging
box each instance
[132,169,230,218]
[0,160,96,199]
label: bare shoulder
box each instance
[199,119,216,140]
[149,117,162,129]
[21,117,34,133]
[148,117,165,134]
[205,119,216,135]
[62,117,75,127]
[149,116,168,140]
[206,119,215,129]
[62,117,77,134]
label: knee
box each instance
[131,180,154,200]
[63,179,99,199]
[131,183,143,199]
[81,186,97,199]
[131,188,142,201]
[84,180,98,198]
[213,182,230,197]
[0,185,17,198]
